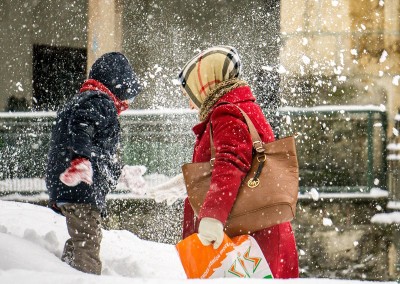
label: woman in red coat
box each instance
[178,46,299,278]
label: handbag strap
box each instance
[209,103,265,160]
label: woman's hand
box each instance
[198,217,224,249]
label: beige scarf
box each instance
[178,46,242,109]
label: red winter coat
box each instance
[182,86,299,278]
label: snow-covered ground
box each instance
[0,165,399,283]
[0,200,397,284]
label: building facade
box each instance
[280,0,400,131]
[0,0,280,111]
[1,0,399,126]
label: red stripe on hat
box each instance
[199,80,221,95]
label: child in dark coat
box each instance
[46,52,141,274]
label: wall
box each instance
[0,0,34,111]
[0,0,87,111]
[280,0,400,131]
[0,0,281,111]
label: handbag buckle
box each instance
[210,158,215,167]
[257,154,266,162]
[248,178,260,188]
[253,141,264,153]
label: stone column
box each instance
[87,0,123,70]
[382,4,400,279]
[0,0,33,110]
[384,1,400,54]
[384,1,400,127]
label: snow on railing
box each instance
[0,104,387,119]
[300,187,388,200]
[279,104,386,113]
[371,211,400,224]
[0,108,197,118]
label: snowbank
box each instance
[0,200,397,284]
[371,211,400,224]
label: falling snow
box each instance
[1,0,400,282]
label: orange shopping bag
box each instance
[176,233,273,279]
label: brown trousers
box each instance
[60,203,102,275]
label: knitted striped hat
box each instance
[178,46,242,108]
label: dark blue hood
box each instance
[89,52,141,101]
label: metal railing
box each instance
[0,105,388,195]
[277,105,388,193]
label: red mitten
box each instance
[59,158,93,187]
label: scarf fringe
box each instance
[199,78,248,121]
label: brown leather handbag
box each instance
[182,105,299,237]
